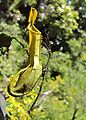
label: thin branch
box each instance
[71,105,78,120]
[12,37,30,56]
[28,75,44,114]
[35,0,45,10]
[29,91,52,110]
[28,46,51,114]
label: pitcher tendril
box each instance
[7,7,42,97]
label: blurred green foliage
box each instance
[0,0,86,120]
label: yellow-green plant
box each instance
[8,7,42,96]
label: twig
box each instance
[28,75,44,114]
[29,91,52,110]
[35,0,45,10]
[71,105,78,120]
[12,37,30,56]
[28,46,51,114]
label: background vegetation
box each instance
[0,0,86,119]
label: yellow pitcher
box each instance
[8,7,42,96]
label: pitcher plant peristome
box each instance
[8,7,42,96]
